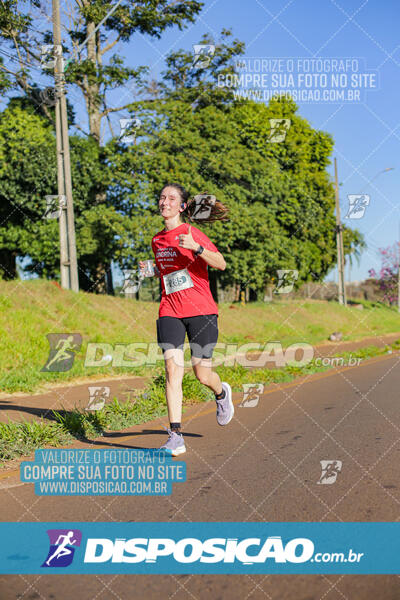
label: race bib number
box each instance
[163,268,194,295]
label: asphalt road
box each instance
[0,352,399,599]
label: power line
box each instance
[0,47,43,72]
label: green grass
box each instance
[1,341,398,464]
[0,419,72,462]
[1,279,400,393]
[0,373,215,463]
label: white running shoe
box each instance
[158,427,186,456]
[215,382,234,426]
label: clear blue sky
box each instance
[123,0,399,283]
[10,0,400,283]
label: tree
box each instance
[0,0,204,139]
[0,15,365,297]
[0,0,204,290]
[369,243,400,306]
[108,33,364,299]
[0,105,127,287]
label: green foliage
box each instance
[0,106,129,283]
[0,10,364,293]
[0,0,206,288]
[113,87,364,293]
[0,418,71,462]
[52,408,107,438]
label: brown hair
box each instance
[159,184,229,224]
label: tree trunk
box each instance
[249,287,258,302]
[86,20,102,143]
[94,262,107,294]
[235,283,241,302]
[106,265,114,295]
[78,269,91,292]
[209,269,218,303]
[0,250,17,279]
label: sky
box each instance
[7,0,400,284]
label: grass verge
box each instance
[1,279,400,393]
[1,340,398,465]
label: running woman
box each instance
[139,183,233,456]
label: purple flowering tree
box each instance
[368,243,400,306]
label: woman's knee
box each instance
[164,349,184,381]
[165,362,183,382]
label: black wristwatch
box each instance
[194,244,204,256]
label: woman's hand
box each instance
[139,260,160,278]
[138,260,146,276]
[178,225,198,252]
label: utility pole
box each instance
[54,80,69,289]
[334,158,346,306]
[52,0,79,291]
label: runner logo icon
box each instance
[42,529,82,568]
[317,460,342,485]
[41,333,82,372]
[239,383,264,407]
[274,270,298,294]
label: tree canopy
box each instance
[0,6,365,297]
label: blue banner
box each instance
[0,522,398,574]
[19,449,186,496]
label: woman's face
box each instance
[159,186,183,218]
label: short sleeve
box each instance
[191,225,219,252]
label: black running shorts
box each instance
[156,314,218,358]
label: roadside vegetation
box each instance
[1,280,399,394]
[1,340,398,464]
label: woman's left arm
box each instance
[195,247,226,270]
[178,225,226,271]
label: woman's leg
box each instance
[158,347,187,455]
[187,314,234,426]
[157,316,186,425]
[186,314,221,393]
[156,316,187,454]
[186,315,222,395]
[191,357,222,395]
[163,348,185,423]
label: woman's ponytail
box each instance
[159,184,229,224]
[184,192,229,224]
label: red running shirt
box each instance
[151,223,219,318]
